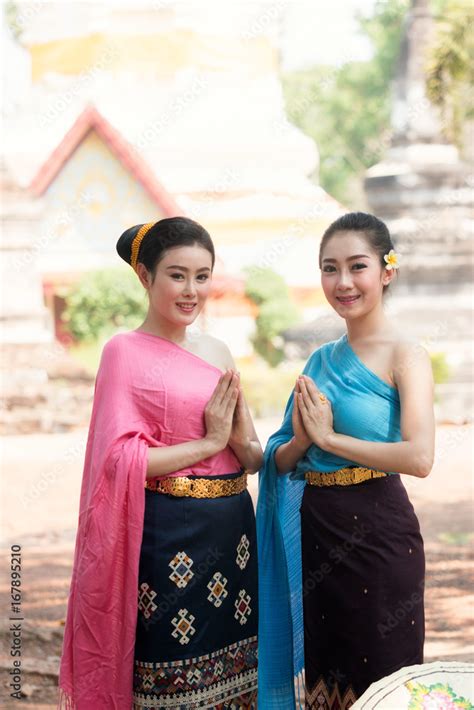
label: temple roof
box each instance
[29,105,182,216]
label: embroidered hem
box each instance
[133,636,258,709]
[305,676,357,710]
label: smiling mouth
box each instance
[176,302,197,312]
[336,295,360,304]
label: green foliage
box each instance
[244,268,290,306]
[438,531,473,546]
[426,0,474,147]
[282,1,409,204]
[63,268,147,343]
[255,299,299,341]
[430,352,450,384]
[3,2,22,41]
[283,0,473,201]
[244,267,300,367]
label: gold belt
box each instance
[305,467,387,487]
[145,471,248,498]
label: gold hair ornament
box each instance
[131,222,155,272]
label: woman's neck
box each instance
[345,305,391,343]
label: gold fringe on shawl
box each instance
[57,686,76,709]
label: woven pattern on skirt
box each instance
[301,473,425,710]
[133,472,258,709]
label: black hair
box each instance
[319,211,394,269]
[139,217,215,281]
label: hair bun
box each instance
[116,224,144,265]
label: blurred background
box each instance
[1,0,473,706]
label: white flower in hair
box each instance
[384,249,400,270]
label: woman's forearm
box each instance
[229,438,263,473]
[146,437,221,478]
[324,432,433,478]
[275,437,309,475]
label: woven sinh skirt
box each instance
[301,473,425,710]
[133,472,258,709]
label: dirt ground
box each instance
[1,422,473,708]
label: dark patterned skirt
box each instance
[300,474,425,709]
[133,472,258,709]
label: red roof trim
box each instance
[29,105,182,215]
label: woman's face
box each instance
[320,231,393,320]
[140,244,213,326]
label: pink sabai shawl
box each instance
[58,330,240,709]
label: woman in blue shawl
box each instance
[257,212,435,709]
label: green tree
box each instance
[245,267,300,366]
[63,269,147,342]
[3,2,22,42]
[282,1,409,205]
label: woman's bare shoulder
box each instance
[391,338,432,383]
[189,333,235,370]
[392,338,430,362]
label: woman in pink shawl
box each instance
[57,217,263,709]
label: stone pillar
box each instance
[0,157,54,434]
[0,158,52,345]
